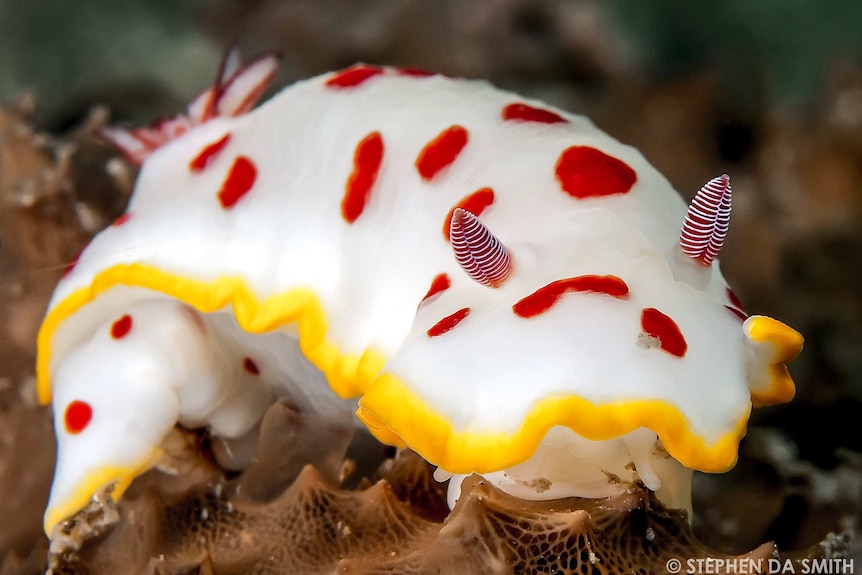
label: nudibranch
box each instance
[37,52,803,534]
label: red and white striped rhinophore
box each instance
[679,174,732,266]
[449,208,512,288]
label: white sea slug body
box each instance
[37,57,803,533]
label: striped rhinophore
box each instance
[449,208,512,287]
[679,174,732,266]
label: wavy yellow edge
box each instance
[36,262,797,531]
[358,372,751,475]
[43,448,162,534]
[745,316,804,407]
[36,263,386,404]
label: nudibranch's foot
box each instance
[43,446,843,575]
[46,482,120,570]
[438,426,694,517]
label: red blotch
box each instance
[112,212,131,227]
[502,103,568,124]
[726,288,746,312]
[342,131,385,223]
[555,146,637,199]
[421,273,451,303]
[62,247,84,278]
[189,133,231,172]
[513,275,629,319]
[396,67,435,77]
[415,125,469,181]
[218,156,257,209]
[725,305,748,321]
[64,400,93,434]
[243,357,260,375]
[641,308,687,357]
[110,314,133,339]
[325,65,384,89]
[427,307,470,337]
[443,188,495,240]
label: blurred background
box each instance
[1,0,860,569]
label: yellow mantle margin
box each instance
[746,316,804,407]
[36,262,385,404]
[43,449,162,535]
[38,261,755,527]
[358,373,750,475]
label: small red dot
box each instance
[555,146,637,199]
[641,308,687,357]
[415,125,469,181]
[325,65,384,89]
[218,156,257,209]
[421,273,451,303]
[396,67,435,77]
[189,133,231,173]
[112,212,132,227]
[427,307,470,337]
[64,400,93,434]
[342,131,385,223]
[502,103,568,124]
[111,314,133,339]
[243,357,260,375]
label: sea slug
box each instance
[37,52,803,533]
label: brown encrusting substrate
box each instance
[38,402,846,575]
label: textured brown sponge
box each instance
[46,426,817,575]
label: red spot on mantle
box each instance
[112,212,132,227]
[62,247,85,278]
[243,357,260,375]
[725,288,747,320]
[513,275,629,318]
[342,131,384,223]
[111,314,133,339]
[443,188,495,240]
[415,125,469,181]
[396,67,435,77]
[726,288,746,311]
[64,400,93,434]
[725,305,748,321]
[189,133,231,172]
[502,103,568,124]
[325,65,384,89]
[427,307,470,337]
[641,308,687,357]
[421,273,451,304]
[218,156,257,209]
[555,146,637,199]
